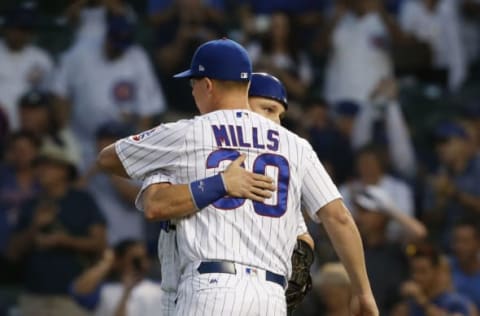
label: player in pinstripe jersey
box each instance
[98,39,378,316]
[128,72,315,316]
[98,72,314,315]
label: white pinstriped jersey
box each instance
[116,109,341,277]
[135,172,309,293]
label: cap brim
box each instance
[173,69,193,79]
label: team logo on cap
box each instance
[199,65,205,72]
[240,72,248,79]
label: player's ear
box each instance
[205,78,214,95]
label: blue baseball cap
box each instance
[434,121,468,140]
[249,72,288,109]
[107,15,135,51]
[334,100,360,117]
[174,39,252,81]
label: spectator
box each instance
[18,90,81,167]
[322,0,394,104]
[450,219,480,310]
[79,122,144,246]
[352,78,417,179]
[399,0,467,91]
[352,188,411,315]
[305,99,358,184]
[340,144,415,241]
[392,243,474,316]
[51,15,166,169]
[7,142,106,316]
[0,4,54,130]
[423,121,480,248]
[247,12,313,101]
[149,0,224,116]
[64,0,137,48]
[70,240,163,316]
[0,132,41,284]
[310,262,351,316]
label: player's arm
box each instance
[142,155,276,221]
[317,199,376,307]
[301,143,378,316]
[97,143,129,178]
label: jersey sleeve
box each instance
[301,143,342,223]
[115,120,190,180]
[135,172,175,211]
[295,210,308,236]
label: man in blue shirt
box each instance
[7,143,106,316]
[392,243,472,316]
[423,121,480,249]
[450,219,480,311]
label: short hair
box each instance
[113,239,142,258]
[313,262,350,289]
[212,79,249,91]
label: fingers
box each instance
[250,187,273,199]
[251,179,276,191]
[246,189,273,202]
[230,154,246,167]
[251,172,274,184]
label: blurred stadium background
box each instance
[0,0,479,315]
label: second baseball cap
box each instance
[249,72,288,109]
[174,39,252,81]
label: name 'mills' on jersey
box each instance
[115,110,341,277]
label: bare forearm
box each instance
[73,261,111,294]
[318,200,372,295]
[297,233,314,250]
[388,209,427,241]
[144,184,197,221]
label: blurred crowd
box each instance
[0,0,480,315]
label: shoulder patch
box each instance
[131,128,156,141]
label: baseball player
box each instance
[98,39,377,316]
[129,72,315,316]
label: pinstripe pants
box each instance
[175,262,286,316]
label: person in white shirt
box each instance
[51,15,166,170]
[323,0,394,104]
[0,6,53,130]
[352,78,417,179]
[64,0,137,49]
[70,239,163,316]
[340,144,416,242]
[399,0,467,91]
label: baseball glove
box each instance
[286,239,314,314]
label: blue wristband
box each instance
[189,174,227,210]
